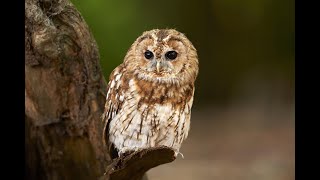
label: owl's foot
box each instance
[107,150,133,171]
[174,151,184,158]
[118,149,135,158]
[118,147,144,156]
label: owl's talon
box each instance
[175,151,184,158]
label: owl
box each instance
[102,29,199,159]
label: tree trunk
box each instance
[25,0,176,179]
[25,0,109,179]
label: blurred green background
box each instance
[71,0,294,107]
[71,0,294,179]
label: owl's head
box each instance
[123,29,199,85]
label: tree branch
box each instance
[102,146,176,180]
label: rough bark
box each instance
[25,0,176,179]
[25,0,109,179]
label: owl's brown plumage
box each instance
[102,29,199,158]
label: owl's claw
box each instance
[179,152,184,158]
[174,151,184,158]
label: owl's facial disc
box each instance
[128,29,198,85]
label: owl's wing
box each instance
[102,65,125,159]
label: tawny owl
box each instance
[102,29,199,159]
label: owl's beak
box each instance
[156,61,161,73]
[153,59,166,73]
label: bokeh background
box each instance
[71,0,295,179]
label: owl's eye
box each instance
[165,51,178,60]
[144,50,154,60]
